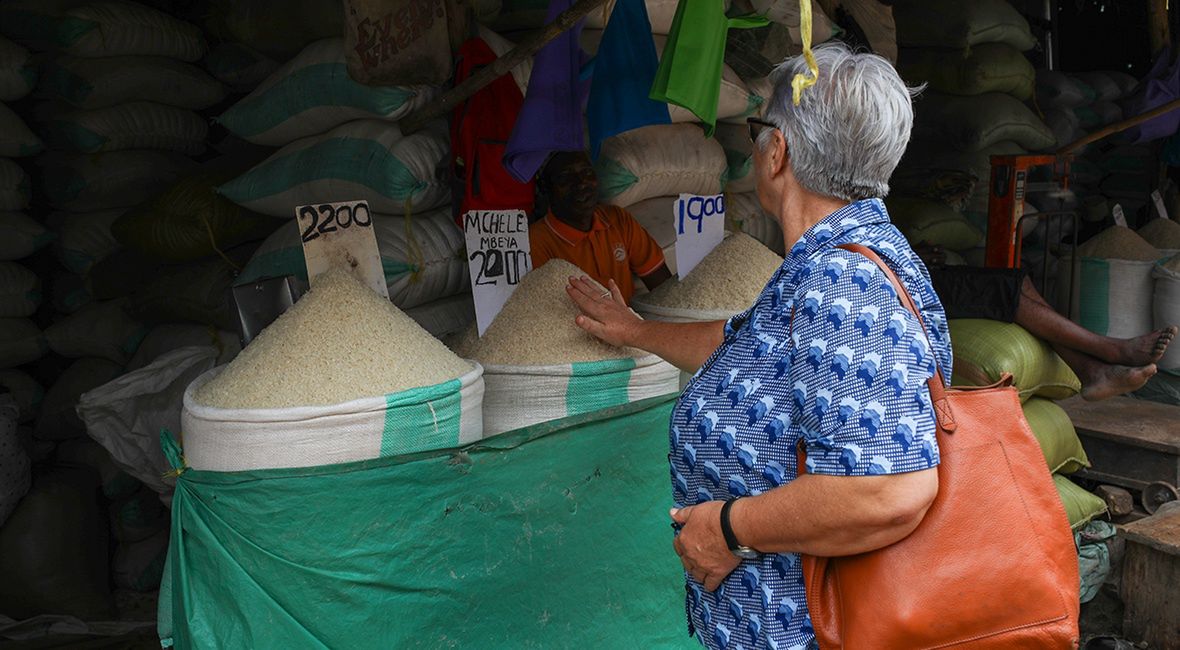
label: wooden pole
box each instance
[400,0,609,134]
[1058,97,1180,154]
[1148,0,1171,58]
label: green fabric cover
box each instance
[948,319,1082,401]
[162,396,693,649]
[1052,474,1107,530]
[884,197,984,250]
[898,43,1034,100]
[1021,397,1090,474]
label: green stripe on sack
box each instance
[45,120,107,153]
[566,358,636,417]
[1077,258,1111,336]
[235,247,415,285]
[217,63,414,138]
[54,16,98,48]
[216,137,424,205]
[593,157,638,201]
[381,378,463,456]
[40,64,92,105]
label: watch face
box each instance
[733,546,760,560]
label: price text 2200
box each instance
[299,203,372,243]
[469,249,529,286]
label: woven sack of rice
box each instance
[948,319,1081,401]
[897,43,1034,100]
[912,92,1056,152]
[38,151,195,211]
[1022,398,1090,475]
[0,37,35,101]
[39,55,225,110]
[0,104,41,157]
[594,124,727,208]
[893,0,1036,51]
[34,101,207,155]
[0,212,52,261]
[1056,226,1162,339]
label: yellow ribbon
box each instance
[791,0,820,105]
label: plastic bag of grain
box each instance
[948,319,1081,401]
[897,43,1034,100]
[458,259,679,437]
[35,101,207,155]
[47,1,205,60]
[1056,226,1162,338]
[203,42,279,94]
[714,123,756,193]
[632,232,783,322]
[1022,397,1090,474]
[0,36,35,101]
[40,55,225,110]
[0,368,43,422]
[218,38,440,147]
[237,208,468,309]
[38,151,195,211]
[217,119,450,217]
[0,261,40,317]
[912,92,1056,152]
[893,0,1036,51]
[595,124,727,208]
[45,299,148,365]
[0,104,41,157]
[206,0,345,60]
[35,357,124,440]
[0,159,30,211]
[1053,474,1107,530]
[51,209,123,273]
[1153,254,1180,373]
[0,319,46,368]
[182,270,483,471]
[884,197,985,250]
[725,192,784,255]
[0,211,53,260]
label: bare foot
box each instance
[1111,326,1177,366]
[1080,364,1158,401]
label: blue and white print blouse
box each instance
[669,198,953,650]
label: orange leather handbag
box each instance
[801,245,1081,649]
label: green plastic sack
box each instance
[161,396,692,649]
[893,0,1036,51]
[948,319,1082,401]
[1052,474,1107,530]
[1021,397,1090,474]
[884,197,984,250]
[898,43,1034,100]
[912,92,1056,152]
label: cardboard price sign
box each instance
[296,200,388,299]
[674,193,726,278]
[463,210,532,336]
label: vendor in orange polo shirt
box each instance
[530,151,672,303]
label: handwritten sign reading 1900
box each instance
[463,210,532,336]
[674,193,726,279]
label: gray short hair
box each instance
[757,42,920,201]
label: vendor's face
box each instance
[547,153,599,216]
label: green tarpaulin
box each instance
[162,396,695,649]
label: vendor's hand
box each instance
[671,502,741,592]
[565,276,642,348]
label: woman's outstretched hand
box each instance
[565,276,643,348]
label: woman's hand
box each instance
[671,502,741,592]
[565,276,644,348]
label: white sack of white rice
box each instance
[194,269,471,409]
[459,259,641,366]
[638,233,783,313]
[1076,225,1161,261]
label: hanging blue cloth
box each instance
[585,0,670,159]
[503,0,591,183]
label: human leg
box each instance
[1049,344,1159,402]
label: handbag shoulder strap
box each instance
[837,243,957,433]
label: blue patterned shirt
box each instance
[670,199,953,650]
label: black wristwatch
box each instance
[720,497,760,560]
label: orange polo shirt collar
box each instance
[543,212,608,245]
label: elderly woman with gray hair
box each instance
[566,43,952,648]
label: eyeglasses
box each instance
[747,117,778,143]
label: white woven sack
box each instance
[406,293,476,339]
[34,357,123,440]
[1153,262,1180,373]
[238,209,468,309]
[0,104,41,157]
[714,123,755,193]
[0,318,46,368]
[45,299,148,364]
[751,0,837,44]
[203,42,279,94]
[1057,255,1156,339]
[50,209,124,274]
[583,0,730,34]
[595,123,727,208]
[0,37,35,101]
[37,101,207,155]
[77,345,218,498]
[0,159,29,211]
[54,1,206,61]
[0,393,30,528]
[0,369,43,422]
[480,355,679,438]
[39,55,226,110]
[180,362,485,471]
[0,212,52,261]
[218,38,439,147]
[127,324,239,372]
[39,151,195,211]
[479,27,533,97]
[217,119,450,217]
[0,261,39,317]
[626,196,680,273]
[726,191,784,255]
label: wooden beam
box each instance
[400,0,609,134]
[1148,0,1171,58]
[1058,96,1180,154]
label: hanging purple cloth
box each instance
[502,0,590,183]
[1121,47,1180,144]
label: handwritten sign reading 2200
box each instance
[463,210,532,336]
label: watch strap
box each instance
[719,497,744,551]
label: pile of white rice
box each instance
[1077,225,1162,261]
[1139,218,1180,250]
[194,270,471,409]
[458,259,641,366]
[639,233,783,311]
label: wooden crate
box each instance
[1060,396,1180,493]
[1120,508,1180,648]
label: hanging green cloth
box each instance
[649,1,767,135]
